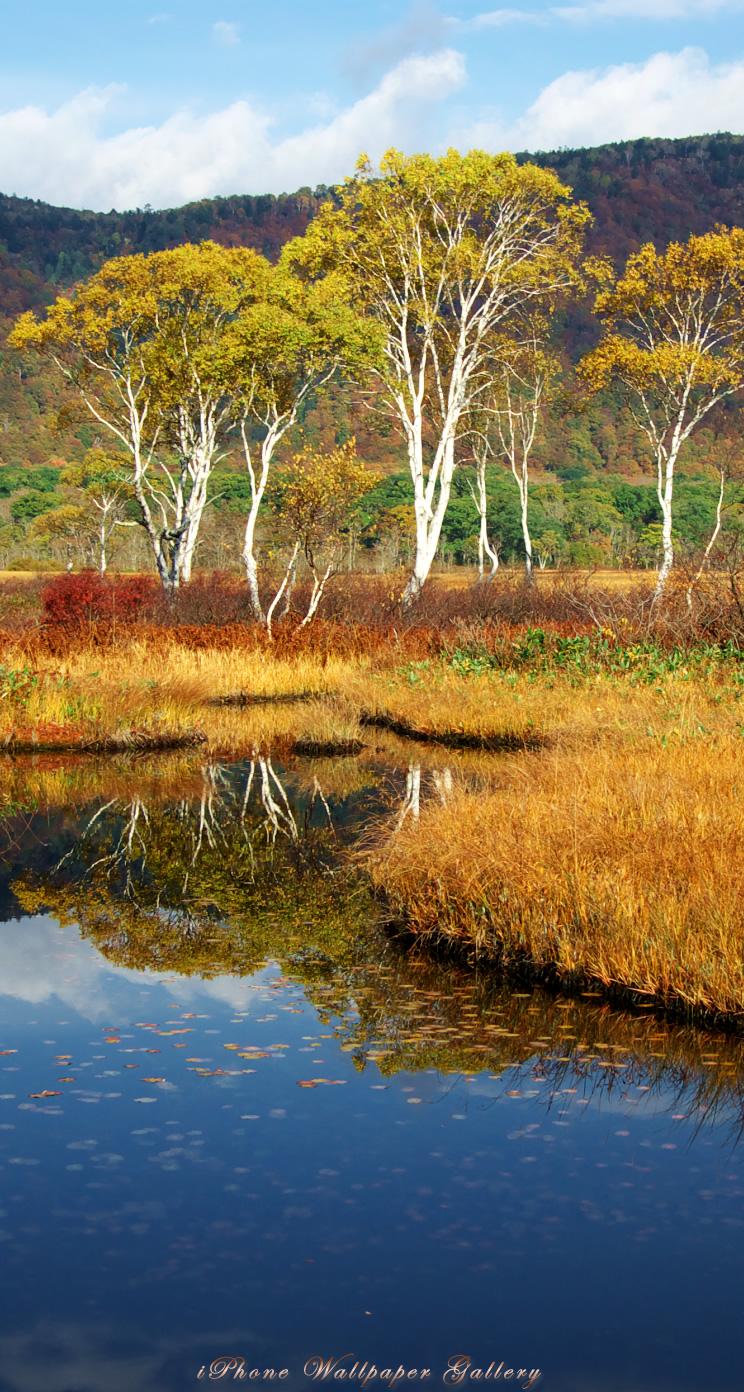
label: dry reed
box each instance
[367,735,744,1021]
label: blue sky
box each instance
[0,0,743,209]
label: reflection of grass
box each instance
[14,769,744,1137]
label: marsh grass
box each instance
[7,619,744,1022]
[367,733,744,1020]
[3,624,744,757]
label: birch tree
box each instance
[286,148,588,604]
[58,450,136,574]
[491,341,557,584]
[264,441,379,636]
[234,267,378,621]
[10,242,270,591]
[580,228,744,599]
[466,436,500,582]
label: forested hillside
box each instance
[3,132,744,573]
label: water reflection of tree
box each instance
[10,759,744,1141]
[15,758,374,982]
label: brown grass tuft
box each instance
[367,736,744,1021]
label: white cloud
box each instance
[555,0,739,18]
[0,49,465,210]
[213,19,240,46]
[459,8,542,27]
[462,47,744,151]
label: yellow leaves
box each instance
[272,440,380,555]
[581,227,744,425]
[295,147,588,317]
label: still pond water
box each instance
[0,752,743,1392]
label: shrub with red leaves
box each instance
[41,572,156,625]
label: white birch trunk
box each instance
[239,373,333,623]
[494,369,542,585]
[240,420,288,623]
[686,463,726,611]
[467,446,499,582]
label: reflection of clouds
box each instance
[0,1321,267,1392]
[0,915,123,1021]
[0,917,274,1023]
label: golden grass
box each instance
[344,659,744,751]
[0,641,370,754]
[7,631,744,1024]
[2,629,744,758]
[5,625,744,1021]
[367,734,744,1019]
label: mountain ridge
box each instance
[3,131,744,293]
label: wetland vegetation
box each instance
[4,565,744,1024]
[3,627,744,1390]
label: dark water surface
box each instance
[0,754,743,1392]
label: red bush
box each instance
[41,572,156,625]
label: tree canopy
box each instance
[580,227,744,594]
[286,147,590,601]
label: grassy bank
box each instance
[3,602,744,755]
[4,573,744,1025]
[367,733,744,1023]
